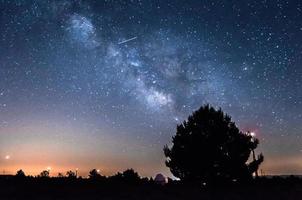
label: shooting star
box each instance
[118,36,138,45]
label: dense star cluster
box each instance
[0,0,301,176]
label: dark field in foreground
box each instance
[1,176,302,200]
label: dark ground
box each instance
[0,176,302,200]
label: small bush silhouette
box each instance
[39,170,50,178]
[66,170,76,178]
[164,104,263,184]
[89,169,103,179]
[16,169,26,178]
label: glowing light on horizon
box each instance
[5,155,10,160]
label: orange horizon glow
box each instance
[0,164,167,178]
[1,153,302,177]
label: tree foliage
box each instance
[66,170,76,178]
[16,169,26,178]
[164,104,263,183]
[89,169,102,179]
[109,169,140,182]
[40,170,50,178]
[121,169,140,182]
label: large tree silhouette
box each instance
[164,104,263,183]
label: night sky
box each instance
[0,0,302,177]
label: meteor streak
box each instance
[118,36,137,45]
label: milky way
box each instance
[0,0,302,176]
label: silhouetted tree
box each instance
[121,169,141,183]
[16,169,26,178]
[66,170,76,178]
[109,172,123,182]
[57,173,64,178]
[164,104,264,184]
[40,170,50,178]
[89,169,102,179]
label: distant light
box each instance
[5,155,10,160]
[46,166,52,171]
[250,132,256,137]
[97,169,100,173]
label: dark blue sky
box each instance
[0,0,301,176]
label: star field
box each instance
[0,0,302,176]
